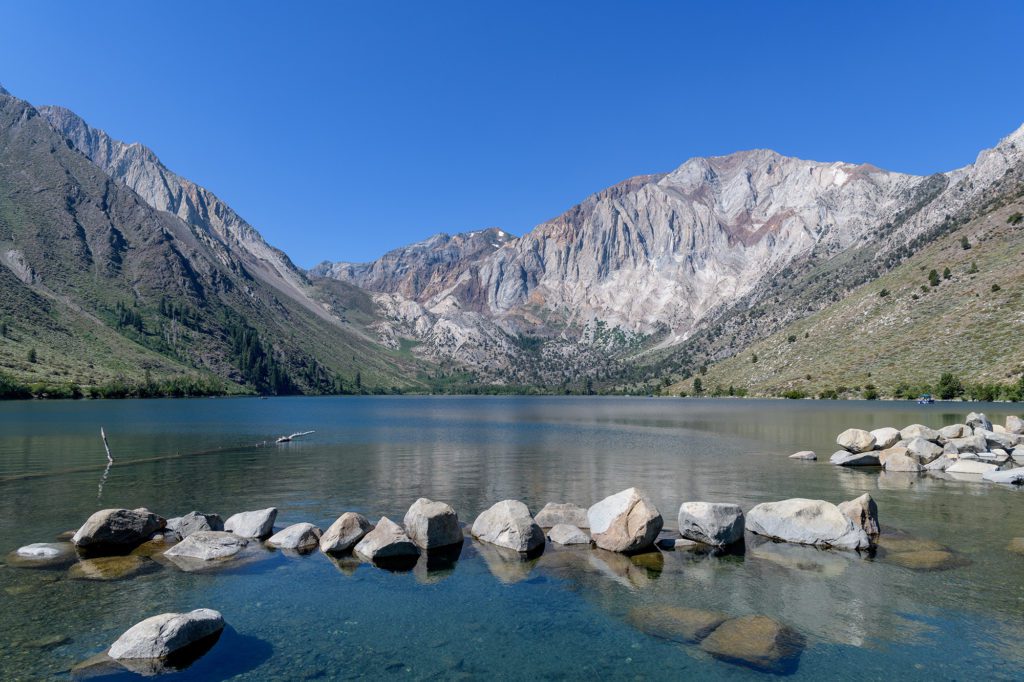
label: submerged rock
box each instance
[475,541,540,584]
[319,512,373,554]
[830,450,880,467]
[627,605,728,643]
[354,517,419,563]
[534,502,589,528]
[267,523,322,550]
[403,498,462,550]
[471,500,544,553]
[870,428,901,450]
[982,467,1024,485]
[677,502,745,547]
[68,555,156,581]
[109,608,224,661]
[547,524,590,546]
[588,488,663,553]
[700,615,805,674]
[788,450,817,460]
[837,493,879,536]
[164,531,248,561]
[886,549,965,571]
[223,508,277,538]
[72,509,165,550]
[836,428,876,453]
[7,542,77,568]
[746,498,870,550]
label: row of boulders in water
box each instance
[809,412,1024,484]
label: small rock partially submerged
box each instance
[587,488,663,553]
[627,605,728,643]
[699,615,805,674]
[223,508,277,539]
[746,498,870,550]
[167,511,224,539]
[319,512,373,554]
[677,502,744,547]
[164,531,248,562]
[68,555,156,581]
[354,517,419,563]
[267,523,322,551]
[830,450,880,467]
[108,608,224,661]
[547,524,590,546]
[7,542,77,568]
[788,450,816,460]
[534,502,589,528]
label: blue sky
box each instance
[2,1,1022,266]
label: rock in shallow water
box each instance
[72,508,165,550]
[169,511,224,539]
[267,523,322,550]
[945,460,999,475]
[830,450,880,467]
[837,428,876,453]
[68,555,156,581]
[319,512,373,554]
[746,498,870,550]
[788,450,816,460]
[472,500,544,553]
[587,488,663,553]
[547,524,590,546]
[837,493,879,536]
[870,428,901,449]
[699,615,805,674]
[164,531,248,561]
[982,467,1024,485]
[883,450,924,472]
[223,508,277,539]
[534,502,589,528]
[677,502,744,547]
[403,498,462,550]
[109,608,224,661]
[627,605,728,643]
[354,517,419,562]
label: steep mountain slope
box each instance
[669,194,1024,398]
[0,86,420,394]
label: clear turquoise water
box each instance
[1,396,1023,680]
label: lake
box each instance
[1,396,1023,680]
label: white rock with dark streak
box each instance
[982,467,1024,484]
[966,412,993,431]
[72,508,165,549]
[837,493,879,536]
[830,450,880,467]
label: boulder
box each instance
[836,428,875,453]
[353,516,419,562]
[319,512,373,554]
[547,524,591,545]
[905,437,943,463]
[626,605,728,643]
[982,467,1024,485]
[837,493,879,536]
[977,428,1020,451]
[587,488,663,553]
[164,531,248,561]
[1014,446,1024,463]
[700,615,805,674]
[942,441,959,456]
[900,424,941,442]
[677,502,745,547]
[948,435,987,453]
[966,412,992,431]
[876,447,909,468]
[403,498,462,550]
[471,500,545,553]
[829,450,880,467]
[72,508,165,549]
[746,498,870,550]
[534,502,589,528]
[267,523,322,550]
[993,424,1008,434]
[885,452,923,472]
[939,424,968,440]
[870,428,901,449]
[223,508,277,538]
[108,608,224,661]
[1006,416,1024,435]
[945,460,999,475]
[924,455,954,471]
[169,511,223,539]
[788,451,816,460]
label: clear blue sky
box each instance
[2,1,1022,266]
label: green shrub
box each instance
[961,236,971,250]
[1008,212,1023,225]
[863,384,879,400]
[781,389,807,399]
[879,288,890,298]
[928,269,940,287]
[992,284,1001,292]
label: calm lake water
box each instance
[1,397,1023,680]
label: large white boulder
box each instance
[884,451,923,472]
[168,511,223,539]
[904,437,943,463]
[746,498,871,550]
[938,424,969,440]
[830,450,880,467]
[982,467,1024,484]
[534,502,589,528]
[319,512,373,554]
[977,429,1021,451]
[164,531,248,561]
[870,428,901,449]
[948,435,986,453]
[403,498,462,550]
[223,508,277,538]
[267,523,322,550]
[72,508,165,549]
[587,488,663,553]
[1006,416,1024,435]
[354,516,419,561]
[965,412,993,431]
[109,609,224,660]
[900,424,941,442]
[837,493,879,536]
[836,429,876,453]
[471,500,544,553]
[677,502,745,547]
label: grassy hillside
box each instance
[667,198,1024,399]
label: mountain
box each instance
[311,123,1024,391]
[0,86,421,395]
